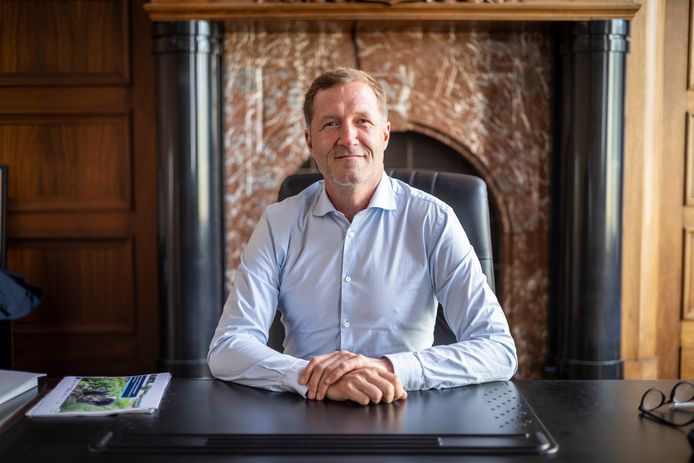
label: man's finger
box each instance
[324,369,407,405]
[378,370,407,401]
[315,353,365,399]
[322,353,366,385]
[309,353,353,400]
[299,351,341,385]
[366,371,396,403]
[343,381,370,406]
[353,378,384,405]
[303,351,355,399]
[330,380,371,405]
[336,369,394,405]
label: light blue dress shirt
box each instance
[208,172,517,397]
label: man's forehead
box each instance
[313,82,381,116]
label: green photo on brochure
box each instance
[26,373,171,417]
[60,376,156,413]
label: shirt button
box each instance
[347,231,355,239]
[344,275,351,283]
[343,320,350,328]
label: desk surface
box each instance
[0,379,692,462]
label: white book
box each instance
[0,369,45,406]
[26,373,171,417]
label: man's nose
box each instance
[337,123,359,146]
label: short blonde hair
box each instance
[303,67,388,128]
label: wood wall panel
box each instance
[12,331,140,376]
[8,240,135,334]
[0,115,131,211]
[682,321,694,378]
[682,349,694,378]
[690,0,694,91]
[0,0,157,375]
[674,0,694,378]
[0,0,129,86]
[687,113,694,206]
[682,228,694,319]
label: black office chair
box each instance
[268,168,495,351]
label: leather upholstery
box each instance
[269,168,495,350]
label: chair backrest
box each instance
[268,168,495,350]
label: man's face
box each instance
[305,81,391,191]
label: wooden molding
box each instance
[689,0,694,90]
[623,357,659,379]
[144,1,640,22]
[687,112,694,205]
[683,320,694,345]
[682,321,694,378]
[683,228,694,320]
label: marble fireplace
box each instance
[222,24,553,378]
[151,3,631,380]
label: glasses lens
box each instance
[672,382,694,403]
[641,389,665,411]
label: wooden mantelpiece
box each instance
[144,1,639,22]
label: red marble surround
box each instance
[223,24,553,378]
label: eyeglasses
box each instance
[638,381,694,427]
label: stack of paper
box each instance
[0,369,45,406]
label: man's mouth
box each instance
[333,150,365,159]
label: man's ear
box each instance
[382,121,391,148]
[305,128,313,154]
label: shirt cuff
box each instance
[384,352,424,390]
[281,358,310,398]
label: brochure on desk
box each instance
[26,373,171,417]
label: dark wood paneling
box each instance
[0,0,157,375]
[12,332,140,376]
[9,240,135,334]
[0,115,131,211]
[0,0,129,86]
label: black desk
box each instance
[0,379,692,462]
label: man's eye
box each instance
[323,121,338,129]
[358,119,372,125]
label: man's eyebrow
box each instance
[317,110,375,122]
[316,115,339,122]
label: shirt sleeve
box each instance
[207,212,309,397]
[385,206,518,391]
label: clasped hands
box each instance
[298,350,407,406]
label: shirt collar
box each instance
[368,171,397,211]
[312,171,396,217]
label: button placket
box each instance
[342,228,355,286]
[340,225,356,346]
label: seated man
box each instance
[208,67,517,405]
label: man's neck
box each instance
[325,173,383,222]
